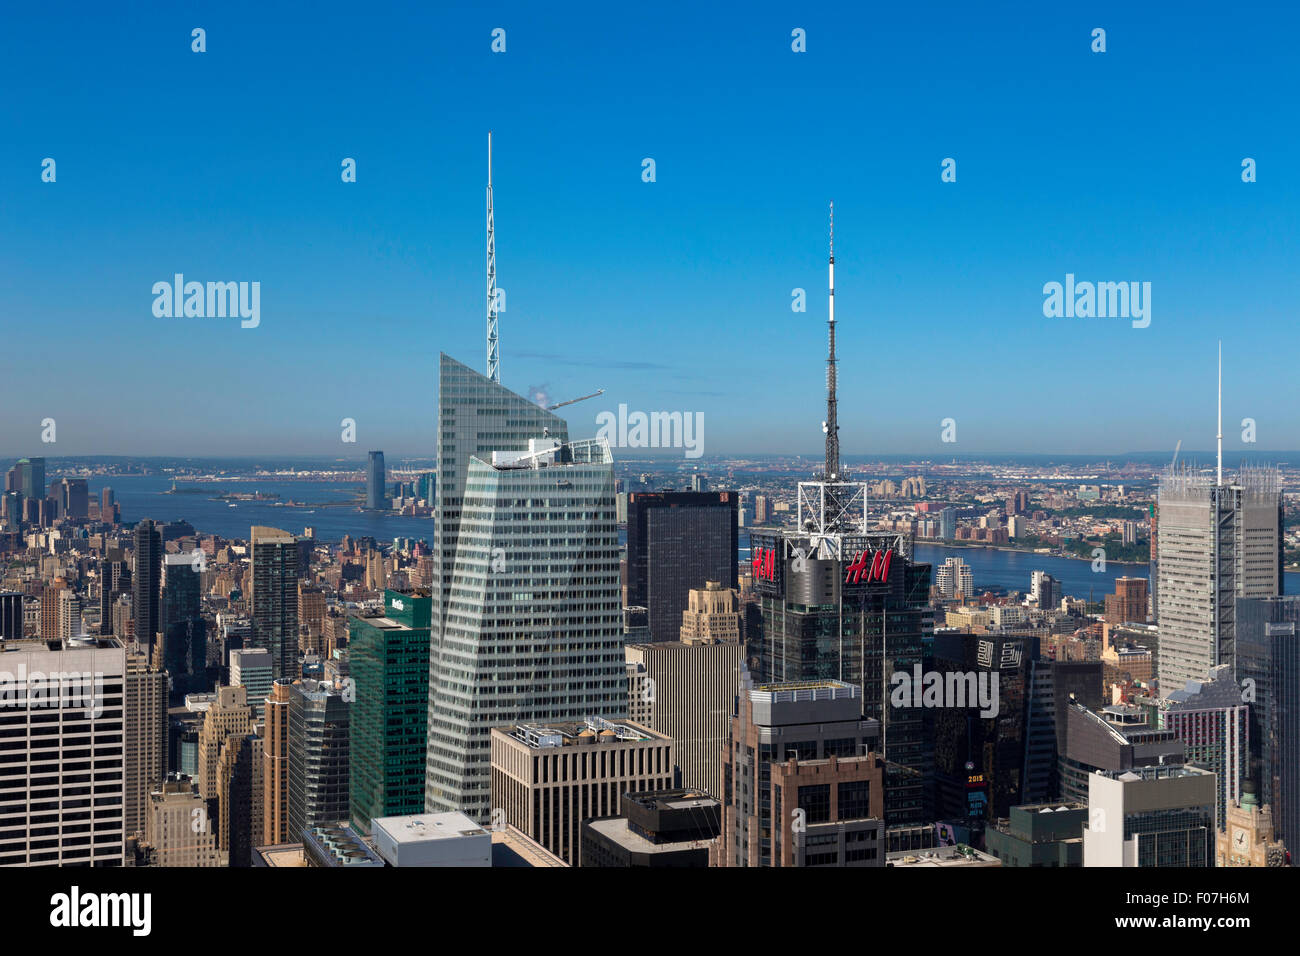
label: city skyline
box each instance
[4,3,1298,456]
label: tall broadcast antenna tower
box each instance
[486,131,500,383]
[798,202,867,553]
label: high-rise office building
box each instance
[98,549,129,637]
[625,491,738,642]
[250,526,300,679]
[1160,663,1248,831]
[935,556,974,600]
[720,677,887,867]
[752,528,930,826]
[1156,464,1281,692]
[262,679,294,844]
[1083,764,1216,867]
[288,678,351,840]
[1030,570,1060,610]
[939,506,957,541]
[132,518,163,651]
[145,778,223,867]
[1020,659,1103,804]
[216,732,263,867]
[0,636,127,866]
[625,639,741,798]
[1104,576,1149,625]
[55,478,88,519]
[350,589,430,833]
[490,718,673,866]
[124,649,168,838]
[230,648,274,723]
[101,487,115,522]
[160,553,206,701]
[931,633,1033,832]
[366,451,388,510]
[1236,595,1300,861]
[196,685,254,805]
[426,429,625,821]
[0,590,23,639]
[1058,701,1186,805]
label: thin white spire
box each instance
[1217,341,1222,486]
[487,131,499,383]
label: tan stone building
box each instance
[145,779,223,867]
[678,581,741,644]
[490,718,673,866]
[625,637,741,800]
[1216,789,1287,866]
[197,685,253,802]
[262,679,293,844]
[124,649,168,837]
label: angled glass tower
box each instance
[426,355,630,821]
[426,435,626,820]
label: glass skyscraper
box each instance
[350,588,431,833]
[1156,465,1281,692]
[366,450,388,510]
[424,354,624,821]
[250,525,300,679]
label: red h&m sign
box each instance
[844,548,893,584]
[752,546,777,581]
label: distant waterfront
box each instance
[92,476,432,542]
[740,535,1298,600]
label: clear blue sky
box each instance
[2,1,1297,458]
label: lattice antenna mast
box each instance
[825,201,840,481]
[487,131,500,383]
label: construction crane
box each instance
[546,388,604,411]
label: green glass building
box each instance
[349,588,432,833]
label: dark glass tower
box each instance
[161,554,207,701]
[349,589,431,832]
[625,491,739,642]
[132,518,163,649]
[366,451,388,510]
[1236,595,1300,862]
[752,531,931,826]
[251,526,300,679]
[288,679,352,840]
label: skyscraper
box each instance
[625,490,739,642]
[1156,464,1281,692]
[98,549,129,637]
[161,553,206,701]
[0,635,127,866]
[935,556,974,600]
[124,649,168,838]
[0,591,23,639]
[287,678,352,840]
[1082,765,1216,867]
[1161,664,1248,831]
[350,589,431,833]
[625,584,743,798]
[425,353,573,817]
[426,434,626,821]
[1235,595,1300,861]
[720,677,886,867]
[250,526,300,679]
[132,518,163,651]
[366,451,388,510]
[749,209,929,826]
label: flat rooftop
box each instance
[372,812,487,845]
[501,717,660,749]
